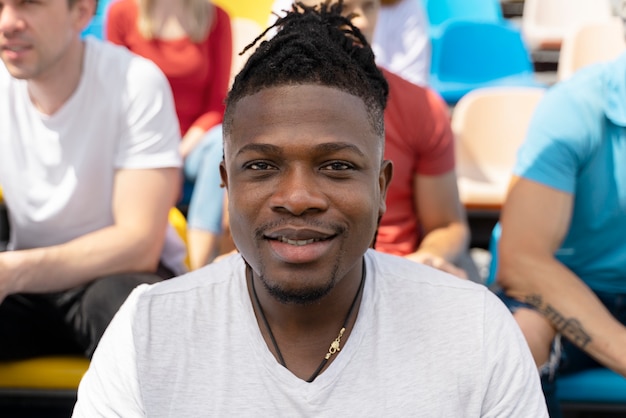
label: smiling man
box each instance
[73,2,547,416]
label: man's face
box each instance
[221,85,391,304]
[0,0,93,80]
[300,0,380,44]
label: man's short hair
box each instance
[68,0,99,15]
[223,0,389,137]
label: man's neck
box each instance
[247,260,366,380]
[251,266,364,331]
[27,39,85,116]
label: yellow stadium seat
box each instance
[0,356,90,391]
[213,0,274,27]
[169,206,190,269]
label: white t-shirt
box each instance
[372,0,431,86]
[0,37,186,274]
[270,0,431,86]
[73,250,548,417]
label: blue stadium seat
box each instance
[422,0,504,39]
[429,20,544,104]
[81,0,114,40]
[557,368,626,404]
[81,15,105,40]
[486,221,501,287]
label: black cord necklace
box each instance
[248,259,366,383]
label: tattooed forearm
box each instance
[524,294,592,349]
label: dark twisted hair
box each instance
[223,0,389,137]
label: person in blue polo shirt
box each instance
[496,52,626,417]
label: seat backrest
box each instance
[557,17,626,81]
[213,0,274,27]
[451,86,545,182]
[522,0,613,46]
[82,0,115,39]
[168,207,190,269]
[431,21,533,83]
[423,0,503,27]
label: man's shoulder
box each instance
[366,250,500,332]
[107,0,135,14]
[126,255,246,334]
[136,254,244,302]
[521,61,612,156]
[84,38,167,90]
[540,60,611,122]
[382,68,425,95]
[367,250,485,295]
[382,68,448,121]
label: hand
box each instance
[406,252,468,280]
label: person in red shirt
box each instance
[107,0,232,270]
[294,0,477,280]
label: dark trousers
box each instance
[0,264,174,360]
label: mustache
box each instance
[254,218,346,240]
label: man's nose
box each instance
[269,167,329,216]
[0,6,24,35]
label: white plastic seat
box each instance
[451,86,546,209]
[522,0,613,52]
[557,17,626,81]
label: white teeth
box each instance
[7,47,26,52]
[279,237,317,246]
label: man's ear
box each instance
[219,160,229,191]
[73,0,97,32]
[378,159,393,218]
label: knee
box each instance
[514,307,556,367]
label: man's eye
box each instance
[247,161,275,170]
[322,161,353,171]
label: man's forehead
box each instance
[224,84,381,154]
[231,84,370,122]
[299,0,364,8]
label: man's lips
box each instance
[263,227,337,246]
[274,236,328,246]
[1,43,32,60]
[264,228,338,264]
[2,45,30,52]
[1,38,32,52]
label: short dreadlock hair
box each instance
[223,0,389,138]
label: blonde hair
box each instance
[137,0,213,43]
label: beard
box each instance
[248,219,347,305]
[253,255,343,305]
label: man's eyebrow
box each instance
[236,142,366,157]
[315,142,366,157]
[236,143,282,157]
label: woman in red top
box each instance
[107,0,232,270]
